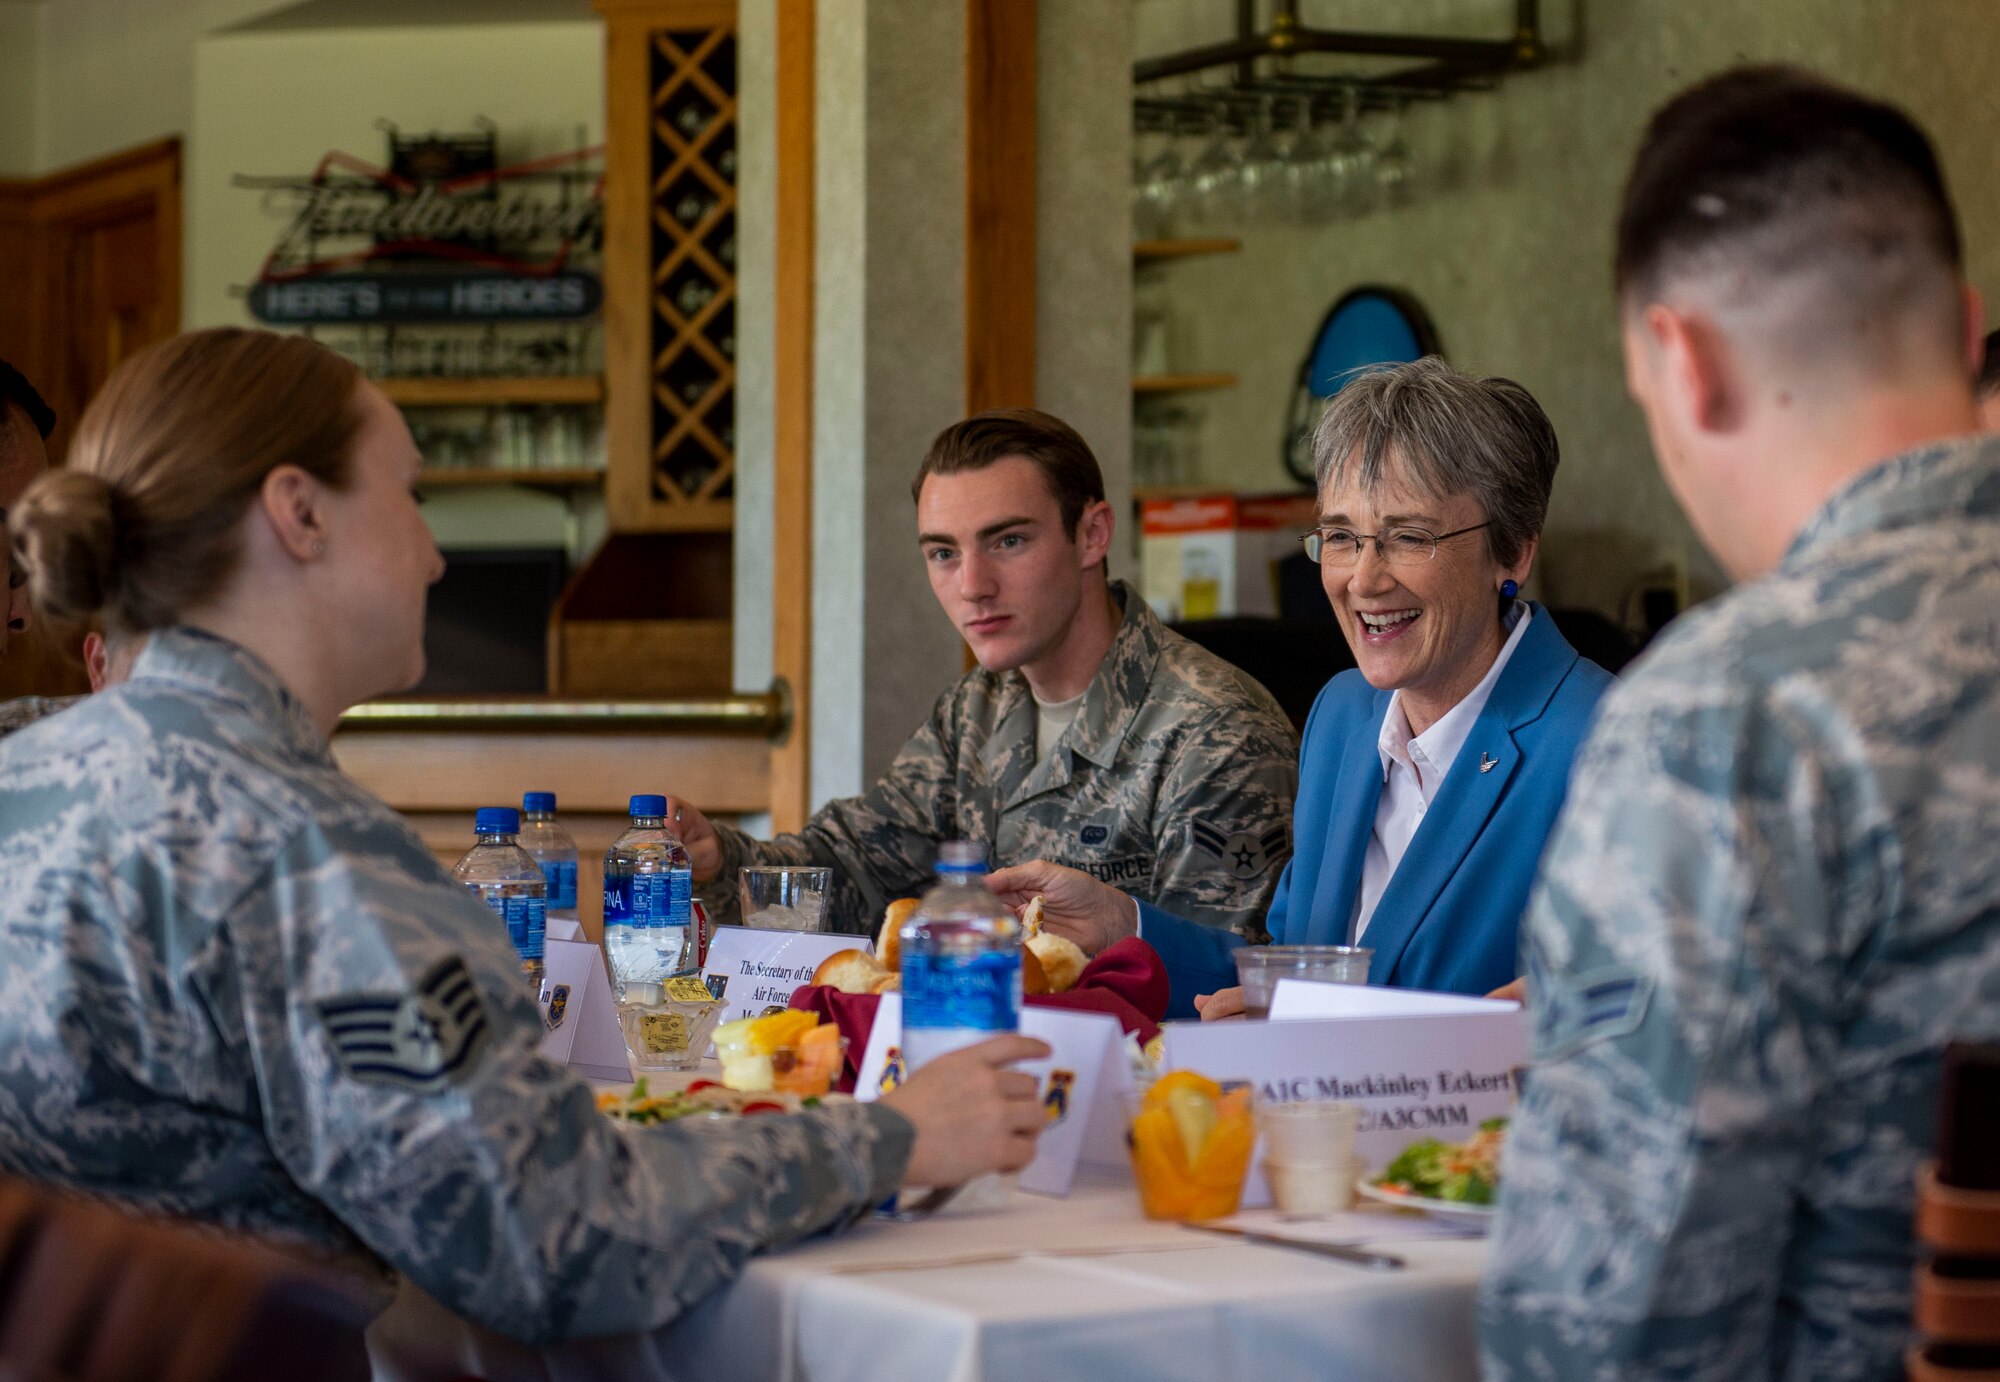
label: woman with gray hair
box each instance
[990,357,1615,1017]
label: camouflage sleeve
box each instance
[699,689,964,934]
[227,814,914,1345]
[1146,704,1298,940]
[1479,670,1884,1379]
[0,695,85,739]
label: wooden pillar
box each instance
[769,0,815,833]
[964,0,1037,413]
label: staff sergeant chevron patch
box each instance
[315,955,490,1092]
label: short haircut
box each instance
[1980,328,2000,399]
[1616,67,1963,365]
[912,408,1106,536]
[1311,356,1559,568]
[0,358,55,440]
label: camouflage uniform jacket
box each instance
[705,582,1300,936]
[0,628,912,1346]
[0,694,82,738]
[1481,434,2000,1380]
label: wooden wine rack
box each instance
[601,0,738,533]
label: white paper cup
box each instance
[1257,1099,1361,1164]
[1264,1156,1365,1217]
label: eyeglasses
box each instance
[1301,522,1490,567]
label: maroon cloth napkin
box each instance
[789,937,1169,1094]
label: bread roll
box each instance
[878,897,918,973]
[1021,944,1050,996]
[812,949,889,994]
[868,968,901,995]
[1020,894,1046,938]
[1027,931,1087,993]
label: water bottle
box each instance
[900,841,1021,1071]
[452,807,547,992]
[519,791,579,927]
[601,794,693,1008]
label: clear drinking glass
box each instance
[1374,100,1416,209]
[1283,97,1331,224]
[1185,107,1240,231]
[1234,945,1373,1019]
[621,986,726,1072]
[738,866,831,932]
[1323,85,1377,219]
[1234,96,1287,224]
[1133,125,1186,241]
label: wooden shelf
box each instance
[417,467,606,489]
[1134,237,1241,265]
[377,376,606,408]
[1134,372,1238,395]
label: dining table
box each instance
[366,1071,1492,1382]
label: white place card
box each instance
[1161,988,1527,1209]
[855,995,1132,1198]
[1268,978,1521,1020]
[538,938,631,1083]
[546,918,584,943]
[700,926,873,1028]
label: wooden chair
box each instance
[0,1176,374,1382]
[1909,1042,2000,1381]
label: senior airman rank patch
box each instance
[1190,821,1288,879]
[316,955,489,1092]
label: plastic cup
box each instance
[617,982,724,1073]
[1256,1099,1361,1163]
[1234,945,1372,1018]
[739,867,832,932]
[1127,1083,1257,1222]
[1264,1155,1366,1218]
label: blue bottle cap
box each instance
[936,840,988,873]
[629,793,668,818]
[475,807,520,835]
[522,791,556,813]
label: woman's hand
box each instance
[1486,977,1527,1004]
[984,860,1136,956]
[1193,987,1246,1021]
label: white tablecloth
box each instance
[368,1169,1489,1382]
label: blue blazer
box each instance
[1141,608,1614,1018]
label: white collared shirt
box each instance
[1351,607,1532,943]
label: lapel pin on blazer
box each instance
[1479,752,1498,773]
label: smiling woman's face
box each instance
[1318,457,1534,720]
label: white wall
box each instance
[806,0,971,805]
[1038,0,1133,580]
[731,0,776,693]
[188,20,606,557]
[27,0,305,174]
[0,4,40,176]
[1133,0,2000,616]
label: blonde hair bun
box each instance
[13,468,122,627]
[12,328,363,635]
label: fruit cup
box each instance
[715,1011,846,1095]
[772,1026,848,1097]
[1127,1071,1256,1221]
